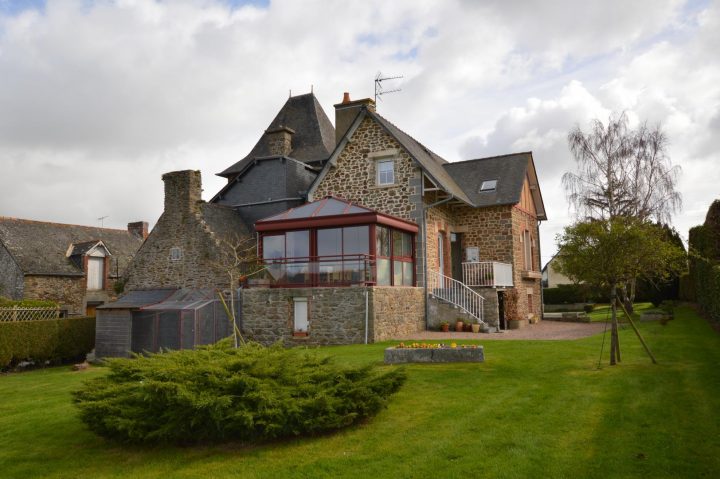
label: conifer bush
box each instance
[73,342,406,445]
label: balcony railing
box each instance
[253,255,375,287]
[462,261,514,287]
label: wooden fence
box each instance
[0,307,61,322]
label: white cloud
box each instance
[0,0,717,265]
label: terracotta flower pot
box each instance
[455,321,464,332]
[440,323,449,332]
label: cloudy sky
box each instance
[0,0,717,265]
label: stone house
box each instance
[96,90,548,356]
[0,217,145,315]
[244,93,547,345]
[95,92,336,357]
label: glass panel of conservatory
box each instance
[376,226,391,257]
[403,262,413,286]
[262,235,285,259]
[317,228,342,257]
[286,230,309,258]
[377,258,391,285]
[343,226,369,255]
[393,261,403,286]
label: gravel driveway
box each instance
[404,319,608,341]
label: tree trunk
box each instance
[610,284,618,365]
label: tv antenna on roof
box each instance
[374,72,403,103]
[97,216,108,228]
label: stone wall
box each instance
[370,287,425,341]
[23,275,86,314]
[242,286,424,345]
[511,207,542,320]
[126,171,236,290]
[0,243,23,299]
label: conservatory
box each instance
[254,196,418,288]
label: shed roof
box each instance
[97,289,176,309]
[0,217,143,277]
[218,93,335,178]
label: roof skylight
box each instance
[479,180,497,192]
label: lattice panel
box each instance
[0,307,61,322]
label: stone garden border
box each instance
[384,346,484,364]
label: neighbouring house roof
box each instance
[97,288,176,309]
[256,196,418,233]
[0,217,143,277]
[142,288,219,311]
[443,152,547,219]
[218,93,335,178]
[67,240,110,257]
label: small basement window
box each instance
[169,247,183,261]
[377,159,395,186]
[479,179,497,191]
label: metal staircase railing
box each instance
[427,270,485,326]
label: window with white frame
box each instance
[377,159,395,186]
[169,247,183,261]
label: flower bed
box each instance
[384,342,484,364]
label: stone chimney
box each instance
[334,92,376,145]
[161,170,202,215]
[127,221,148,240]
[265,125,295,156]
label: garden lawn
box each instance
[1,305,719,479]
[587,302,658,322]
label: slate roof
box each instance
[444,152,546,219]
[200,203,251,242]
[97,288,176,309]
[218,93,335,178]
[0,217,143,277]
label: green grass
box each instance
[1,305,719,478]
[587,302,660,322]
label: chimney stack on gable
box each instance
[334,92,375,145]
[127,221,149,240]
[265,125,295,157]
[162,170,202,215]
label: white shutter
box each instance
[293,298,308,332]
[87,257,104,290]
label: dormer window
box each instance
[479,180,497,192]
[377,159,395,186]
[170,247,183,261]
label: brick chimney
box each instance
[334,92,376,145]
[127,221,148,240]
[265,125,295,156]
[161,170,202,215]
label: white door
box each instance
[87,257,104,290]
[293,298,308,332]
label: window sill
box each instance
[370,183,398,190]
[292,331,309,338]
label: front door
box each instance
[450,233,463,281]
[498,291,506,330]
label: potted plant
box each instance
[504,289,523,330]
[455,318,464,332]
[469,318,481,333]
[439,321,450,332]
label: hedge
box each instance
[543,284,600,304]
[0,297,59,308]
[0,316,95,369]
[688,200,720,322]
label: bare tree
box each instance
[214,234,265,348]
[563,113,682,305]
[563,112,681,223]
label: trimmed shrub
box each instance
[583,304,595,313]
[0,297,58,308]
[688,201,720,322]
[0,317,95,369]
[73,343,406,445]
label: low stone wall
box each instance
[370,287,424,341]
[241,286,425,346]
[384,346,484,364]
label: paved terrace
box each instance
[405,319,607,341]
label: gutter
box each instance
[422,193,455,330]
